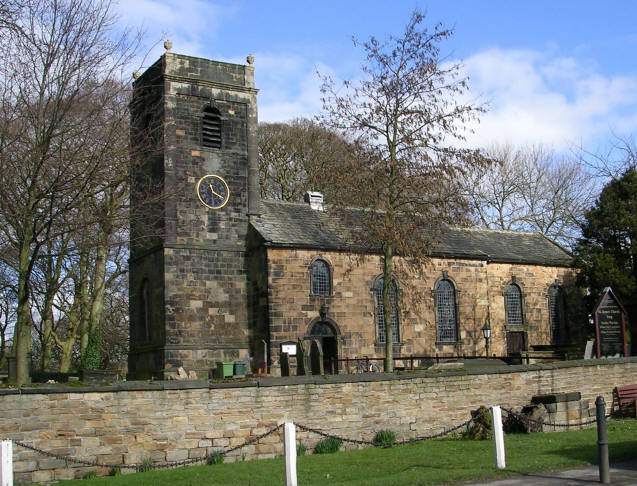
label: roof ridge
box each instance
[261,201,547,237]
[455,226,543,236]
[262,199,311,208]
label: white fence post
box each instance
[491,406,506,470]
[284,423,297,486]
[0,441,12,486]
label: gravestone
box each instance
[593,287,628,358]
[280,352,290,377]
[296,338,308,376]
[310,340,324,375]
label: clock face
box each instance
[196,174,230,210]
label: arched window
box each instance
[310,259,331,296]
[202,106,221,149]
[435,279,458,342]
[141,279,151,342]
[504,283,524,326]
[373,277,399,343]
[548,284,566,343]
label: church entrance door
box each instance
[308,321,339,375]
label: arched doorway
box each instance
[307,321,339,374]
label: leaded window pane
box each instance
[548,285,563,342]
[374,278,399,343]
[311,260,330,296]
[504,284,523,326]
[435,280,457,342]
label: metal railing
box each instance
[333,353,570,374]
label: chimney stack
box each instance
[304,191,324,211]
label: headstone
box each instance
[593,287,628,358]
[296,338,308,376]
[310,340,323,375]
[584,340,594,360]
[280,352,290,377]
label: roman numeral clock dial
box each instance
[196,174,230,210]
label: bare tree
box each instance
[0,263,17,369]
[319,10,486,371]
[577,134,637,181]
[464,144,596,248]
[258,118,357,202]
[0,0,139,383]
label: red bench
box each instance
[613,385,637,418]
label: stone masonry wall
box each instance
[266,248,580,369]
[129,53,258,378]
[4,358,636,483]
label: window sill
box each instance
[505,325,527,331]
[374,342,404,348]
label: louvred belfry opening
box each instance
[202,107,221,148]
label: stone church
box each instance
[128,50,579,379]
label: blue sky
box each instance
[116,0,637,152]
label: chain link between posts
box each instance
[501,406,613,428]
[9,405,616,472]
[7,424,284,471]
[296,408,488,447]
[8,410,484,471]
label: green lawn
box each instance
[46,420,637,486]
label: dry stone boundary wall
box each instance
[4,358,637,484]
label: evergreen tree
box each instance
[575,167,637,335]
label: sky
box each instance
[115,0,637,154]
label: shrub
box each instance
[139,458,154,472]
[373,429,396,447]
[207,450,225,465]
[110,466,121,476]
[84,471,97,479]
[313,437,342,454]
[466,406,493,440]
[297,443,307,456]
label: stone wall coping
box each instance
[532,392,582,404]
[2,357,636,396]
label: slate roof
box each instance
[251,200,573,267]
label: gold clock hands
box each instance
[209,183,223,199]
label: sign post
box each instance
[593,287,628,358]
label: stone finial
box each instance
[132,70,140,80]
[246,54,255,65]
[164,39,173,52]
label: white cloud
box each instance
[113,0,235,69]
[461,48,637,150]
[253,55,330,123]
[253,46,637,151]
[111,2,637,151]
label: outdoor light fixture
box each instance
[482,321,491,358]
[319,304,329,320]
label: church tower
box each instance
[128,47,260,379]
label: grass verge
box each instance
[45,419,637,486]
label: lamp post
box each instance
[482,321,491,359]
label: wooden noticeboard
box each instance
[593,287,628,358]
